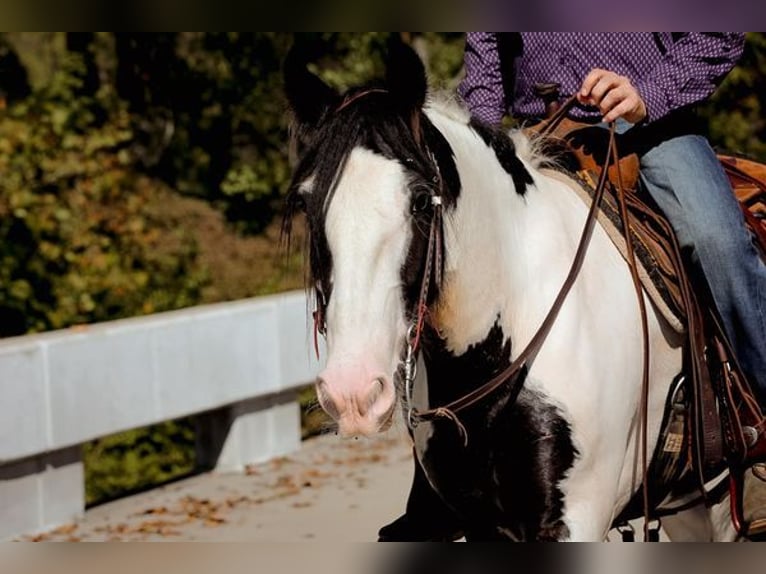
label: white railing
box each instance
[0,291,324,540]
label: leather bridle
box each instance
[309,92,636,434]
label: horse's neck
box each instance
[426,110,586,359]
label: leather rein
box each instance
[399,98,656,538]
[309,94,648,475]
[403,99,627,438]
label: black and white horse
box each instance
[283,43,734,541]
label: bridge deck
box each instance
[18,427,674,542]
[20,431,412,542]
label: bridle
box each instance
[310,92,656,537]
[311,95,626,437]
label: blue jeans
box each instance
[638,134,766,405]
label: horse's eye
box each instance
[411,190,432,214]
[290,193,307,212]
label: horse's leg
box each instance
[559,498,615,541]
[558,445,653,541]
[661,497,736,541]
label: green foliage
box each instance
[0,50,206,336]
[307,33,389,90]
[418,32,466,91]
[156,33,295,233]
[701,33,766,161]
[83,419,196,506]
[298,32,465,93]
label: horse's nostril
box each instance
[359,377,387,416]
[368,378,385,409]
[316,378,340,421]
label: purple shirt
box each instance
[458,33,745,126]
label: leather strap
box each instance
[610,136,653,539]
[410,121,617,426]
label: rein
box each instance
[405,118,619,432]
[400,98,655,539]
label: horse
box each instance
[282,42,736,541]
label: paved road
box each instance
[22,430,414,542]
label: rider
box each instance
[458,31,766,455]
[379,32,766,541]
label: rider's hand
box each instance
[577,69,647,124]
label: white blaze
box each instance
[318,147,412,432]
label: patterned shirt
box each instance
[458,33,745,126]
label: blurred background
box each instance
[1,32,763,509]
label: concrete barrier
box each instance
[0,291,324,540]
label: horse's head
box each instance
[283,40,460,437]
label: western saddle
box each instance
[524,87,766,538]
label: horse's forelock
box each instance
[291,88,460,209]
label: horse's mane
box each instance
[427,91,554,171]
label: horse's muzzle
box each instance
[315,373,396,437]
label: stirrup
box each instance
[616,521,635,542]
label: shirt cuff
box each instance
[634,79,670,125]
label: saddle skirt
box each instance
[530,122,766,336]
[542,166,687,334]
[539,132,766,535]
[719,154,766,256]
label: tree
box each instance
[702,32,766,161]
[0,36,30,106]
[0,37,205,336]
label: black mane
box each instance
[469,117,534,197]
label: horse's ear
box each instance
[284,42,339,128]
[385,37,428,114]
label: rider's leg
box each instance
[377,446,463,541]
[638,133,766,410]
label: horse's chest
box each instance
[415,387,578,541]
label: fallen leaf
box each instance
[52,523,78,535]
